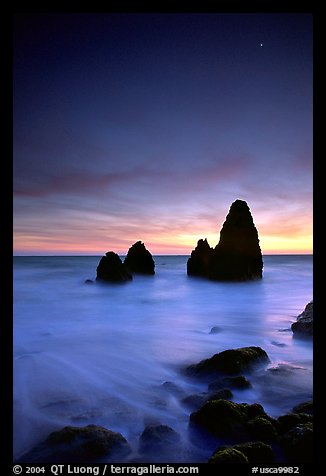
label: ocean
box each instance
[13,255,313,462]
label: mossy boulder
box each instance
[277,412,312,435]
[209,447,249,463]
[190,399,278,441]
[17,424,131,463]
[186,346,270,377]
[209,441,275,464]
[247,416,279,441]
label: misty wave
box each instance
[13,255,313,462]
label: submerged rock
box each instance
[96,251,132,283]
[187,200,263,281]
[186,346,270,377]
[17,424,131,463]
[124,241,155,275]
[181,388,233,411]
[208,375,252,391]
[139,424,180,453]
[291,301,313,337]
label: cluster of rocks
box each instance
[187,200,263,281]
[16,422,183,464]
[17,345,313,464]
[94,241,155,283]
[184,346,313,464]
[291,301,313,337]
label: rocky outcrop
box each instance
[291,301,313,337]
[187,200,263,281]
[191,398,313,463]
[187,239,213,277]
[185,346,270,378]
[124,241,155,275]
[96,251,132,283]
[17,424,131,463]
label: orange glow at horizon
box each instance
[13,229,313,256]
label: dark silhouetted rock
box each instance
[292,400,313,416]
[247,416,279,441]
[84,279,94,284]
[187,239,213,277]
[186,346,270,377]
[124,241,155,275]
[96,251,132,283]
[209,200,263,281]
[277,412,312,435]
[17,424,131,463]
[280,422,313,463]
[291,301,313,337]
[188,200,263,281]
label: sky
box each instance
[13,12,313,255]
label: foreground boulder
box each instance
[96,251,132,282]
[191,398,313,463]
[17,424,131,463]
[124,241,155,275]
[190,399,278,442]
[291,301,313,337]
[187,200,263,281]
[209,441,275,464]
[185,346,270,378]
[280,422,313,463]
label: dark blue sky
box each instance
[13,13,313,254]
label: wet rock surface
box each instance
[185,346,270,377]
[291,301,313,337]
[17,424,131,463]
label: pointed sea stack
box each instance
[96,251,132,283]
[209,200,263,281]
[187,239,213,277]
[124,241,155,275]
[187,200,263,281]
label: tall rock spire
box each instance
[187,200,263,281]
[209,200,263,281]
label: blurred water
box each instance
[13,255,313,462]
